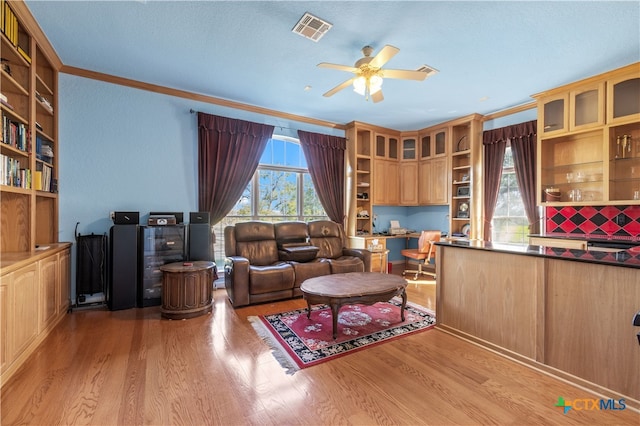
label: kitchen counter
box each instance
[435,241,640,409]
[437,239,640,269]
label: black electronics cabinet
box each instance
[138,225,186,307]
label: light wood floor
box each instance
[1,272,638,425]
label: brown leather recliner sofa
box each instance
[224,220,371,307]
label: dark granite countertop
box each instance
[436,240,640,269]
[528,234,640,245]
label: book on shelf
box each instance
[35,162,52,192]
[0,153,30,188]
[33,170,42,190]
[0,97,14,110]
[2,114,29,152]
[35,91,53,112]
[35,135,53,163]
[16,46,31,64]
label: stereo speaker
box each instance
[188,222,213,261]
[189,211,210,224]
[113,211,139,225]
[108,225,138,310]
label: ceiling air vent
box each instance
[292,12,332,42]
[417,64,439,78]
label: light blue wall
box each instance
[58,74,344,302]
[372,205,448,261]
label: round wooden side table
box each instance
[159,261,216,319]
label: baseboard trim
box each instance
[435,324,639,413]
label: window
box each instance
[491,145,529,243]
[213,136,327,263]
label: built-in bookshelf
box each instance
[1,0,61,251]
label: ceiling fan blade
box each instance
[323,78,356,97]
[369,45,399,68]
[371,90,384,103]
[382,69,429,81]
[317,62,358,73]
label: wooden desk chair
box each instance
[400,230,440,280]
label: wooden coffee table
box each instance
[300,272,408,339]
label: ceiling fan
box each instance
[318,45,437,103]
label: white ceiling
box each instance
[25,0,640,131]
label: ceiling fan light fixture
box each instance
[369,75,383,94]
[353,74,383,99]
[353,76,367,96]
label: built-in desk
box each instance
[349,233,421,271]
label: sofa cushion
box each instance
[308,221,344,259]
[234,222,278,266]
[249,263,295,294]
[325,256,364,274]
[290,260,331,287]
[274,221,309,246]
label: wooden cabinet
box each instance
[373,158,398,205]
[374,133,398,160]
[38,254,58,332]
[399,161,418,205]
[419,128,447,159]
[539,82,605,135]
[535,62,640,206]
[540,93,569,136]
[415,127,448,206]
[0,245,71,385]
[1,262,38,376]
[418,157,448,205]
[437,245,640,402]
[606,69,640,125]
[569,82,604,131]
[400,134,417,161]
[1,1,61,252]
[58,248,70,314]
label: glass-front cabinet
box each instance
[607,73,640,125]
[375,133,398,160]
[541,94,569,136]
[570,82,604,131]
[609,122,640,202]
[536,62,640,206]
[401,134,417,161]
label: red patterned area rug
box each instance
[248,298,435,374]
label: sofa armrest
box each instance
[343,248,371,272]
[225,255,250,307]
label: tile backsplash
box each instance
[545,205,640,241]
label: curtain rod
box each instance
[190,108,300,132]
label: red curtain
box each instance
[198,113,273,225]
[483,136,506,241]
[509,120,539,234]
[297,130,346,224]
[482,119,538,240]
